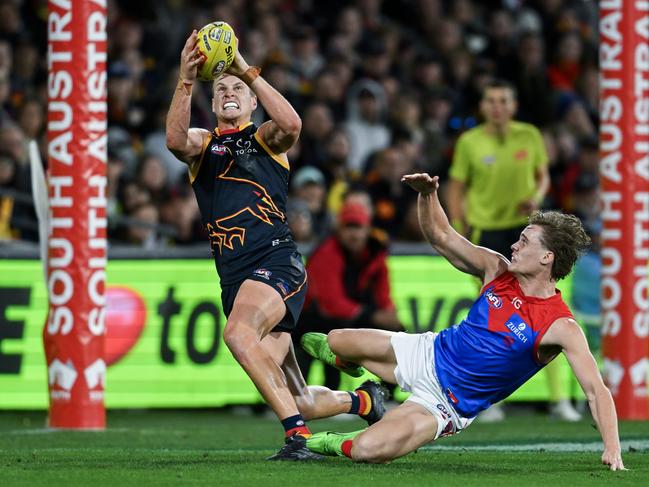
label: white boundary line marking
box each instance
[423,439,649,452]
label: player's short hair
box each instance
[482,79,517,100]
[528,210,591,280]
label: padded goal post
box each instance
[45,0,107,428]
[599,0,649,419]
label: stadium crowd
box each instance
[0,0,601,249]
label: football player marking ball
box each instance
[196,21,238,81]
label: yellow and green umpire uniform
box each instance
[449,121,548,258]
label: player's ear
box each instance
[541,250,554,266]
[250,92,258,111]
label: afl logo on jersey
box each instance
[211,144,228,155]
[485,290,502,309]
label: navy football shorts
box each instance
[220,249,307,333]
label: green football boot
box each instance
[300,332,366,377]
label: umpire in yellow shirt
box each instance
[447,80,550,258]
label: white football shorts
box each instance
[391,331,474,440]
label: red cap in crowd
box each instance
[339,202,371,227]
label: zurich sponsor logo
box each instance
[506,321,528,343]
[485,290,502,309]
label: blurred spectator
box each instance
[365,146,416,238]
[294,201,403,389]
[548,31,584,93]
[571,218,603,353]
[123,202,164,249]
[513,32,553,126]
[556,134,599,212]
[0,0,605,249]
[0,124,28,166]
[286,198,314,245]
[289,26,324,94]
[344,79,390,174]
[0,153,36,241]
[298,102,334,169]
[17,97,44,140]
[159,185,204,245]
[136,154,169,204]
[0,69,14,126]
[290,165,331,240]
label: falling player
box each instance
[301,173,625,471]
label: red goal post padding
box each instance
[45,0,107,429]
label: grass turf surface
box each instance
[1,409,648,486]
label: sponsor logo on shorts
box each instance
[436,403,451,420]
[440,420,454,438]
[276,279,289,296]
[446,388,459,404]
[253,268,272,280]
[485,290,502,309]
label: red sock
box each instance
[335,356,355,369]
[285,425,312,438]
[341,440,354,458]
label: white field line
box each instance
[423,439,649,452]
[4,429,649,453]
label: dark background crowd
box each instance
[0,0,601,250]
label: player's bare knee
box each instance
[327,329,347,354]
[223,321,257,359]
[351,434,392,464]
[293,394,316,420]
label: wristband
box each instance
[240,66,261,86]
[177,78,193,94]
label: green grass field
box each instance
[1,408,648,486]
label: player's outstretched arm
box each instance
[166,30,210,165]
[544,318,626,471]
[402,173,507,281]
[227,50,301,155]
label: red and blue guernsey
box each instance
[434,271,573,418]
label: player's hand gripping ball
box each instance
[196,21,238,81]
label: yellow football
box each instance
[196,21,238,82]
